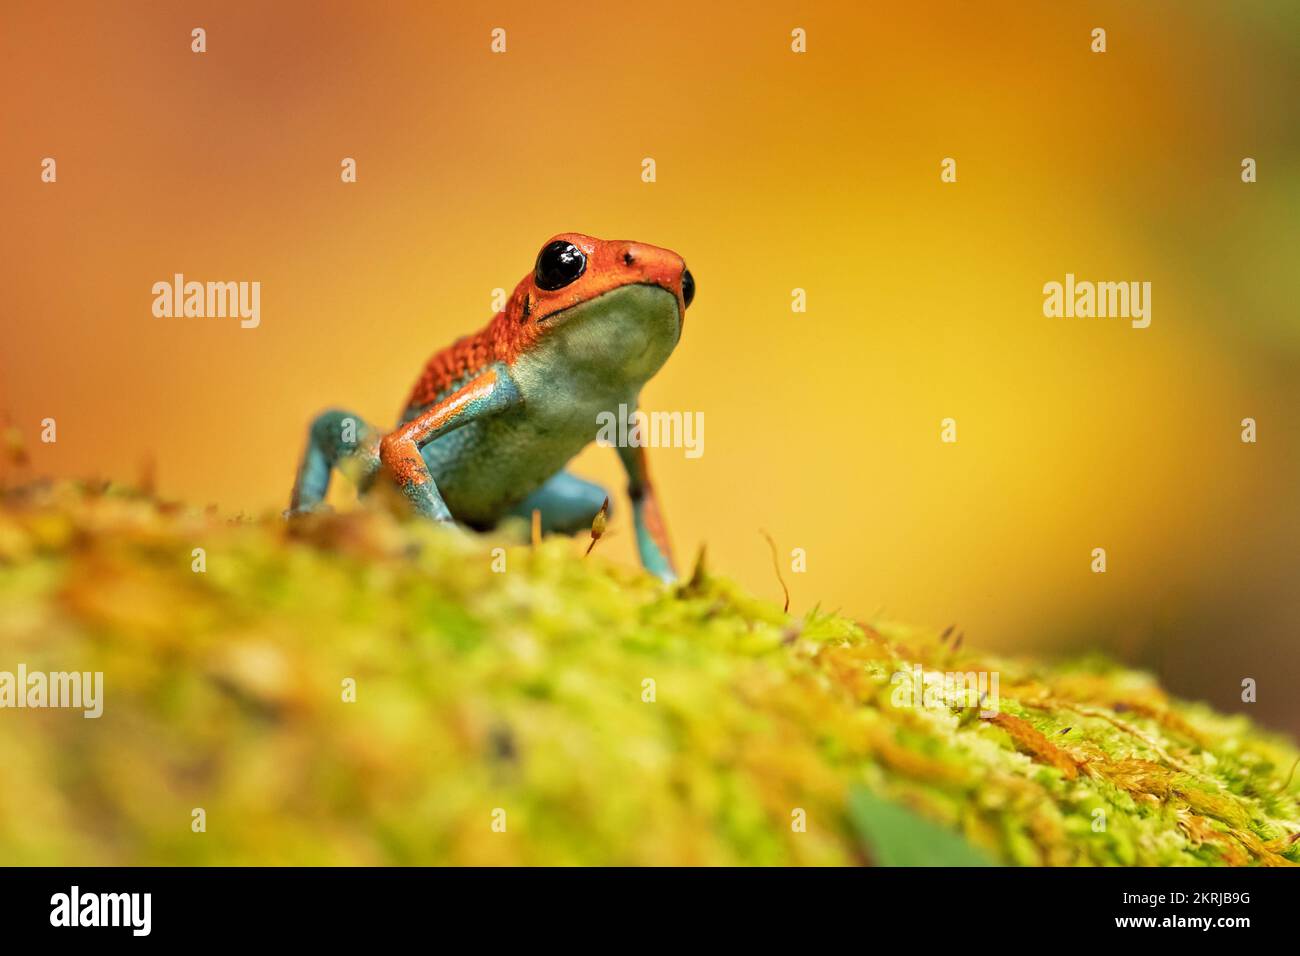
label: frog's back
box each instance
[403,311,519,413]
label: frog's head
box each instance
[503,233,694,385]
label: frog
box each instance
[288,233,695,582]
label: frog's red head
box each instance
[496,232,693,346]
[408,234,694,409]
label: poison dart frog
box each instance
[288,233,695,582]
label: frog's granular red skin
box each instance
[406,310,527,410]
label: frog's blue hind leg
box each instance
[615,443,676,583]
[288,409,382,512]
[508,471,611,535]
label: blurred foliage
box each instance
[0,479,1297,866]
[848,787,995,866]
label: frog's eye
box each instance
[534,241,587,291]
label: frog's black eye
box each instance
[534,241,587,291]
[681,268,695,308]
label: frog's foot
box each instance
[507,470,611,535]
[288,409,382,513]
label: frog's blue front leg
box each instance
[289,409,382,513]
[380,364,520,521]
[616,442,677,583]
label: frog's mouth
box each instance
[540,282,684,339]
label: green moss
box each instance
[0,480,1296,865]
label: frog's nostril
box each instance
[681,269,695,308]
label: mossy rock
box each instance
[0,480,1296,865]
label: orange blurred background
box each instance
[2,2,1298,730]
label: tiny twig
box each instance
[758,529,789,613]
[1048,700,1209,783]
